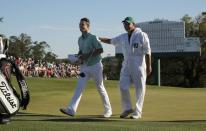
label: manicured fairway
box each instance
[1,77,206,131]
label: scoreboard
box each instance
[138,20,200,55]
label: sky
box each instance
[0,0,205,58]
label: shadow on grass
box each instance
[41,117,115,122]
[13,112,120,122]
[13,112,206,123]
[154,120,206,123]
[16,112,63,118]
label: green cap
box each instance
[122,17,135,24]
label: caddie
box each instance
[99,17,152,119]
[60,17,112,118]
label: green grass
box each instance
[1,77,206,131]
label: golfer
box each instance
[60,17,112,118]
[99,17,152,119]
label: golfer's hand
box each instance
[146,66,152,76]
[79,54,89,61]
[74,59,83,65]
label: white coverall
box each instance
[68,62,112,114]
[111,28,151,117]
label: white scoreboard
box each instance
[139,20,201,54]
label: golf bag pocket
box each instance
[0,72,19,115]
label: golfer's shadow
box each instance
[13,112,119,122]
[42,116,115,123]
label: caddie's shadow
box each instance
[13,112,120,123]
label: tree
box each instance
[31,41,50,60]
[181,14,196,37]
[9,33,32,58]
[159,14,206,87]
[8,33,58,62]
[180,14,206,87]
[44,52,58,62]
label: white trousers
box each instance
[119,59,147,117]
[67,62,112,113]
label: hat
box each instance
[122,17,135,24]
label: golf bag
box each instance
[0,37,30,117]
[0,59,30,116]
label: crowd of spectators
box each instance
[15,57,80,78]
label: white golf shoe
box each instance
[130,113,141,119]
[103,110,112,118]
[59,108,75,117]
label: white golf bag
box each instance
[0,37,30,117]
[0,71,20,115]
